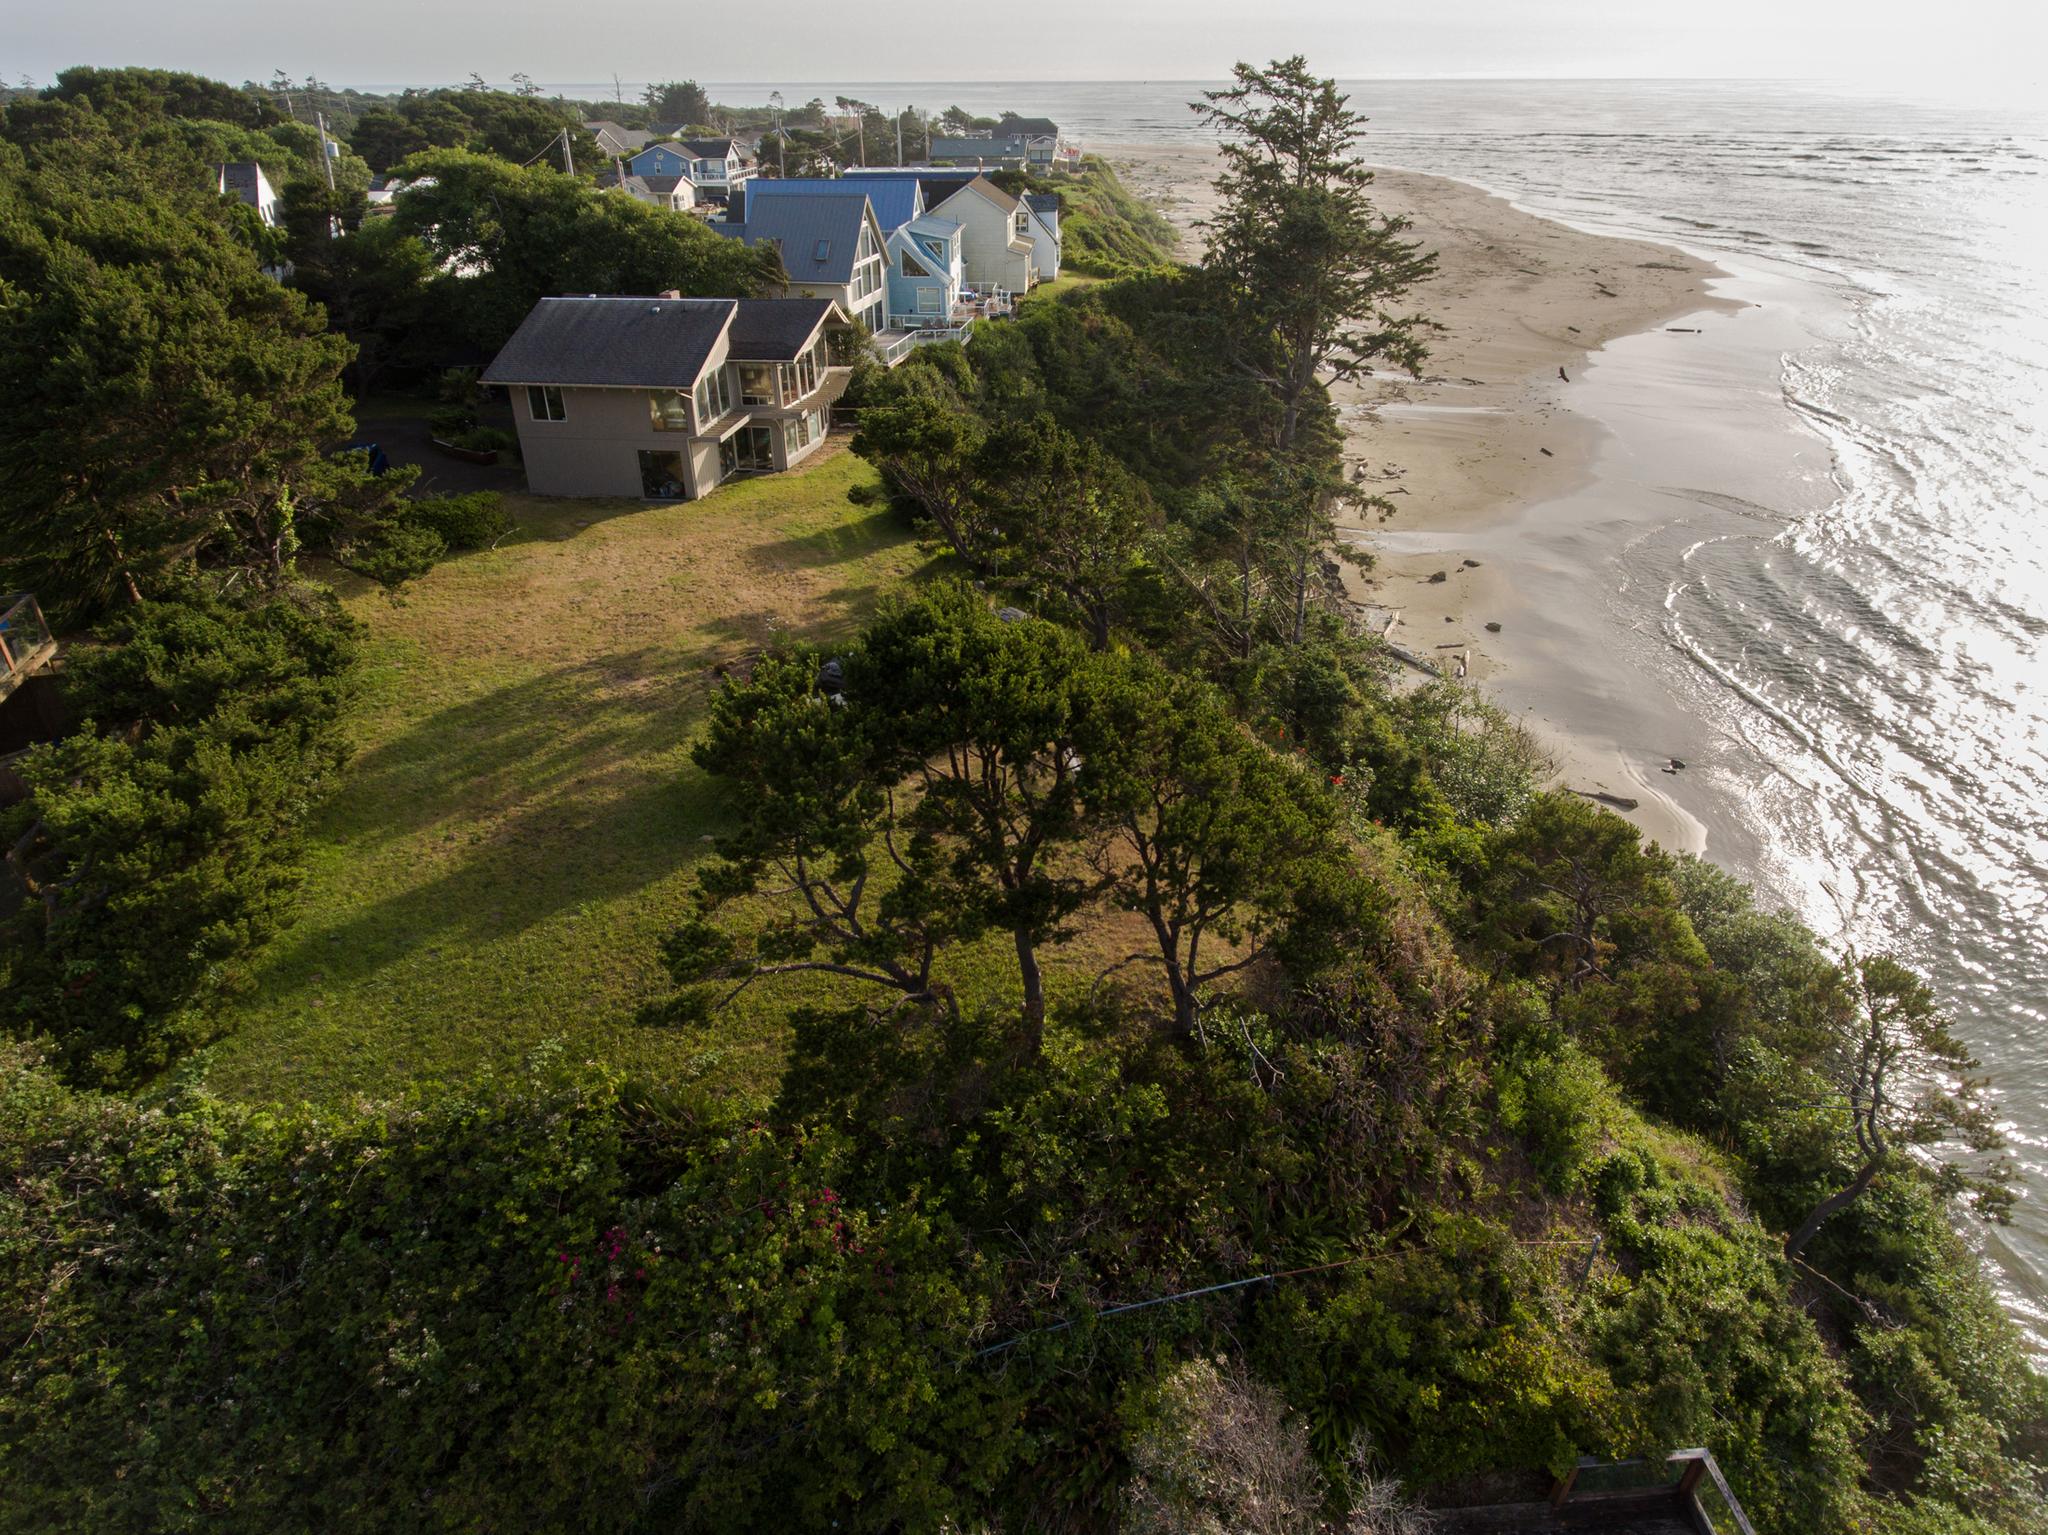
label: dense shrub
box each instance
[0,590,359,1085]
[407,489,512,549]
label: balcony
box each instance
[0,593,55,707]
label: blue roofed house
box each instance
[631,138,753,203]
[481,293,852,501]
[741,175,925,235]
[850,168,1061,284]
[927,118,1073,171]
[713,193,889,334]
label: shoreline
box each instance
[1105,142,1755,854]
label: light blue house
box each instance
[885,214,968,327]
[628,138,753,202]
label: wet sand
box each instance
[1106,143,1748,852]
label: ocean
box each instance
[696,78,2048,1342]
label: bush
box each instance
[0,591,359,1085]
[408,490,512,549]
[335,517,445,585]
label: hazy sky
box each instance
[7,0,2043,98]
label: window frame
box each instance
[527,384,566,422]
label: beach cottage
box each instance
[481,294,851,501]
[924,177,1038,294]
[631,138,753,202]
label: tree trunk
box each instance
[1014,929,1045,1045]
[1785,1155,1883,1259]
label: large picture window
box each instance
[527,385,566,422]
[738,363,776,407]
[648,390,691,432]
[694,366,731,428]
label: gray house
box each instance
[482,294,851,502]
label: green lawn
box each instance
[201,448,932,1105]
[1020,273,1104,307]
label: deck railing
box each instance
[0,593,55,703]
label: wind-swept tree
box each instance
[1078,660,1348,1035]
[1194,58,1438,642]
[976,415,1158,649]
[1784,954,2013,1258]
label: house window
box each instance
[738,363,776,406]
[694,367,731,428]
[527,385,566,422]
[719,424,776,480]
[648,390,691,432]
[916,285,941,315]
[1015,210,1029,235]
[638,450,687,500]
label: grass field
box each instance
[201,446,935,1104]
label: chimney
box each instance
[658,289,682,300]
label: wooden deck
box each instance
[1433,1451,1754,1535]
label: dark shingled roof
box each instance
[678,137,741,159]
[713,194,875,285]
[1023,192,1061,216]
[481,296,735,388]
[726,298,839,361]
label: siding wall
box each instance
[938,193,1033,292]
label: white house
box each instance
[926,177,1037,294]
[215,161,281,226]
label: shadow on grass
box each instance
[742,507,907,572]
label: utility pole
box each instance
[895,107,903,167]
[770,90,785,177]
[612,72,623,106]
[315,111,337,190]
[560,127,575,177]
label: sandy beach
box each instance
[1106,143,1746,852]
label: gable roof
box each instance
[481,296,735,388]
[215,161,274,205]
[1023,193,1061,216]
[679,138,741,160]
[726,298,842,361]
[745,175,922,232]
[640,174,692,199]
[584,120,654,152]
[595,171,656,196]
[713,194,877,286]
[932,175,1019,215]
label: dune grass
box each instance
[201,448,936,1105]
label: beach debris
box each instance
[1428,570,1448,583]
[1380,612,1400,639]
[1668,758,1687,771]
[1558,366,1571,382]
[1455,650,1470,679]
[1540,447,1554,456]
[1573,789,1640,811]
[1666,327,1702,333]
[1443,615,1455,623]
[1566,325,1582,334]
[1595,283,1618,297]
[1485,621,1503,633]
[1435,642,1463,650]
[1386,644,1442,677]
[1462,559,1481,568]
